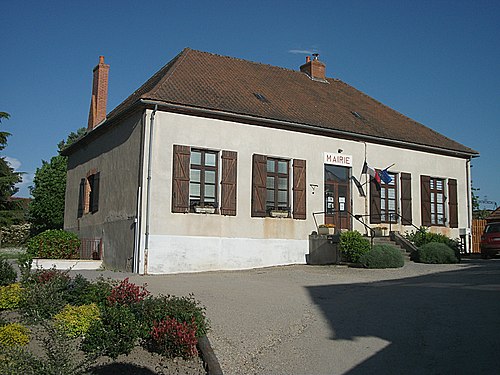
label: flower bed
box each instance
[0,264,210,374]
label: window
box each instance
[266,158,289,212]
[380,173,397,223]
[429,178,445,225]
[421,175,457,227]
[251,154,306,219]
[172,145,237,215]
[189,149,218,209]
[78,171,100,217]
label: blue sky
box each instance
[1,0,499,208]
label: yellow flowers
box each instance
[0,323,30,347]
[53,303,100,338]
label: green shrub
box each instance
[133,294,209,338]
[53,303,100,338]
[340,230,371,263]
[0,323,30,347]
[19,275,69,321]
[81,304,141,359]
[405,227,460,260]
[416,242,458,264]
[0,283,23,310]
[77,277,115,306]
[26,230,81,259]
[360,245,405,269]
[0,259,17,286]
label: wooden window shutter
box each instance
[448,178,458,228]
[172,145,190,213]
[420,175,431,226]
[221,150,237,216]
[90,172,100,213]
[251,154,267,217]
[293,159,306,220]
[370,178,381,224]
[400,172,412,225]
[78,178,85,218]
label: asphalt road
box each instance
[73,259,500,375]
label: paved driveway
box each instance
[74,259,500,374]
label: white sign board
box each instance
[324,152,353,167]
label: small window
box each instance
[265,158,289,212]
[189,149,218,210]
[78,171,100,217]
[430,177,445,226]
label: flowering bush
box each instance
[31,268,70,285]
[26,229,80,259]
[0,323,30,347]
[0,283,23,310]
[107,278,150,307]
[149,317,198,358]
[53,303,100,338]
[0,223,31,246]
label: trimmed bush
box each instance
[0,323,30,347]
[416,242,458,264]
[81,304,141,359]
[360,245,405,269]
[340,230,371,263]
[405,227,460,260]
[26,229,80,259]
[134,294,209,338]
[149,317,198,359]
[53,303,100,338]
[0,259,17,286]
[0,283,23,310]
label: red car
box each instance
[481,222,500,258]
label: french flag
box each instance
[362,161,381,184]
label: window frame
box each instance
[265,157,290,214]
[189,148,219,211]
[380,172,398,223]
[429,177,446,226]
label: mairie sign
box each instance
[324,152,352,167]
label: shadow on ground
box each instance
[90,363,157,375]
[306,260,500,374]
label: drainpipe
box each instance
[144,105,158,274]
[466,158,472,252]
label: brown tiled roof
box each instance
[108,48,477,156]
[486,207,500,223]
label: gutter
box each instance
[139,99,478,159]
[144,104,158,275]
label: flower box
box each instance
[269,210,289,218]
[194,206,216,214]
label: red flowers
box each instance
[150,317,198,358]
[107,278,150,306]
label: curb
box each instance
[198,335,223,375]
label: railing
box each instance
[79,238,102,260]
[387,212,425,235]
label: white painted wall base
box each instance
[146,235,308,274]
[32,259,103,271]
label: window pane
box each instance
[205,152,216,167]
[267,176,275,189]
[381,200,386,209]
[381,189,385,199]
[431,205,435,214]
[388,201,395,210]
[189,183,200,198]
[266,189,274,203]
[191,151,201,165]
[437,193,443,204]
[190,169,200,182]
[205,197,215,203]
[205,170,216,184]
[436,180,443,190]
[437,204,443,214]
[267,160,275,173]
[278,161,288,174]
[278,177,287,190]
[388,189,395,199]
[205,184,215,198]
[278,190,287,204]
[430,179,434,189]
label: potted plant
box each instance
[318,224,335,235]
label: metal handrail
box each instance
[387,212,425,234]
[312,211,375,247]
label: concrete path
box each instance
[73,259,500,374]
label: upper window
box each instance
[189,149,218,210]
[429,178,445,226]
[78,171,100,217]
[266,158,289,212]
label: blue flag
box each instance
[379,169,392,184]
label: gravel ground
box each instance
[74,258,500,374]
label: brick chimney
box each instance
[87,56,110,130]
[300,53,326,81]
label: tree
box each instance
[28,128,86,234]
[0,112,22,212]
